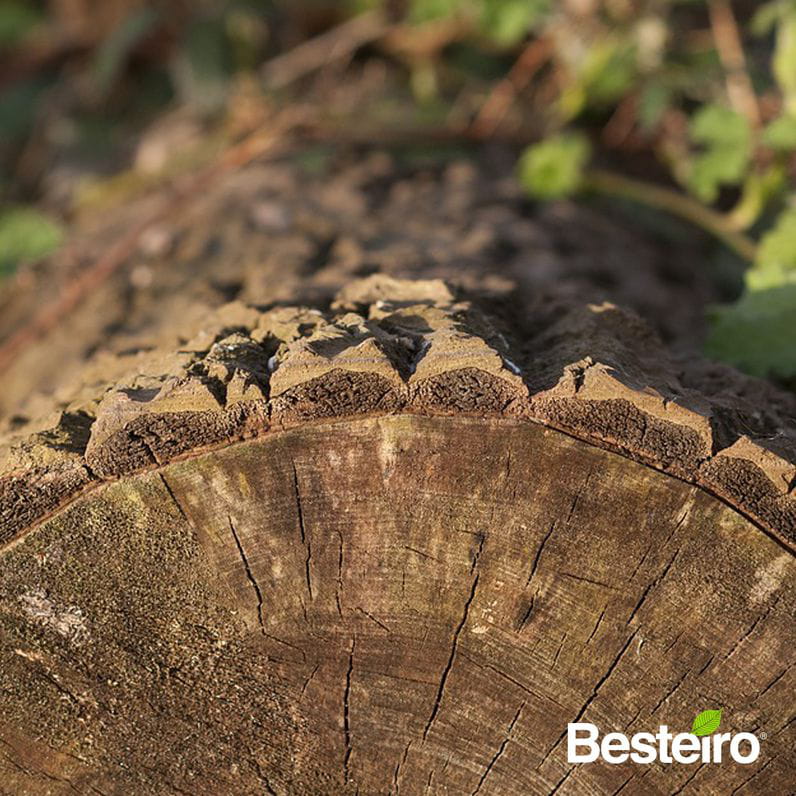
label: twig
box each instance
[469,37,553,137]
[707,0,761,126]
[583,168,757,262]
[261,10,390,90]
[601,94,640,149]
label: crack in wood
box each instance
[626,545,681,626]
[291,461,313,601]
[392,741,411,794]
[754,663,791,701]
[585,604,608,645]
[551,633,567,669]
[422,572,480,743]
[470,532,485,574]
[516,596,535,633]
[728,756,774,795]
[696,654,714,677]
[623,704,643,731]
[548,766,574,795]
[663,631,683,654]
[471,702,523,795]
[158,473,189,522]
[250,751,278,796]
[299,663,320,698]
[525,521,556,588]
[336,529,344,617]
[537,629,638,772]
[670,761,705,795]
[561,572,616,590]
[404,545,437,562]
[424,768,434,793]
[343,638,355,785]
[610,772,637,796]
[228,516,266,635]
[649,666,692,717]
[723,594,781,662]
[356,607,390,632]
[262,632,306,662]
[517,517,558,631]
[0,746,84,795]
[466,656,566,709]
[629,546,652,581]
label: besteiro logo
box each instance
[568,709,762,765]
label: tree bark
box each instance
[1,274,794,794]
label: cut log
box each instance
[1,277,794,794]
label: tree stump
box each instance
[1,275,794,795]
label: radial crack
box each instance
[471,703,523,795]
[537,629,638,771]
[343,638,355,784]
[422,573,480,742]
[228,516,265,634]
[291,461,313,600]
[159,473,189,522]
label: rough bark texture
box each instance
[3,275,795,550]
[0,150,735,422]
[1,273,795,794]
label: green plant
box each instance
[375,0,796,381]
[0,207,63,277]
[505,0,796,383]
[2,0,795,387]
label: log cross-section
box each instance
[0,276,794,794]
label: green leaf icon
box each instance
[691,709,722,737]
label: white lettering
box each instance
[730,733,760,764]
[629,732,656,764]
[567,723,599,763]
[601,732,629,764]
[656,725,673,763]
[566,722,762,765]
[712,732,731,763]
[672,733,700,764]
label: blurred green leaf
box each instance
[763,113,796,149]
[0,0,42,47]
[447,42,512,80]
[751,0,788,36]
[706,284,796,379]
[638,82,672,130]
[519,133,591,199]
[93,8,159,97]
[587,41,637,104]
[410,59,439,102]
[729,167,786,229]
[773,3,796,113]
[559,38,637,119]
[746,206,796,290]
[0,207,63,277]
[479,0,549,45]
[688,105,751,202]
[409,0,463,24]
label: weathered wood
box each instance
[1,416,793,794]
[1,277,794,793]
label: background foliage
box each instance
[1,0,794,384]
